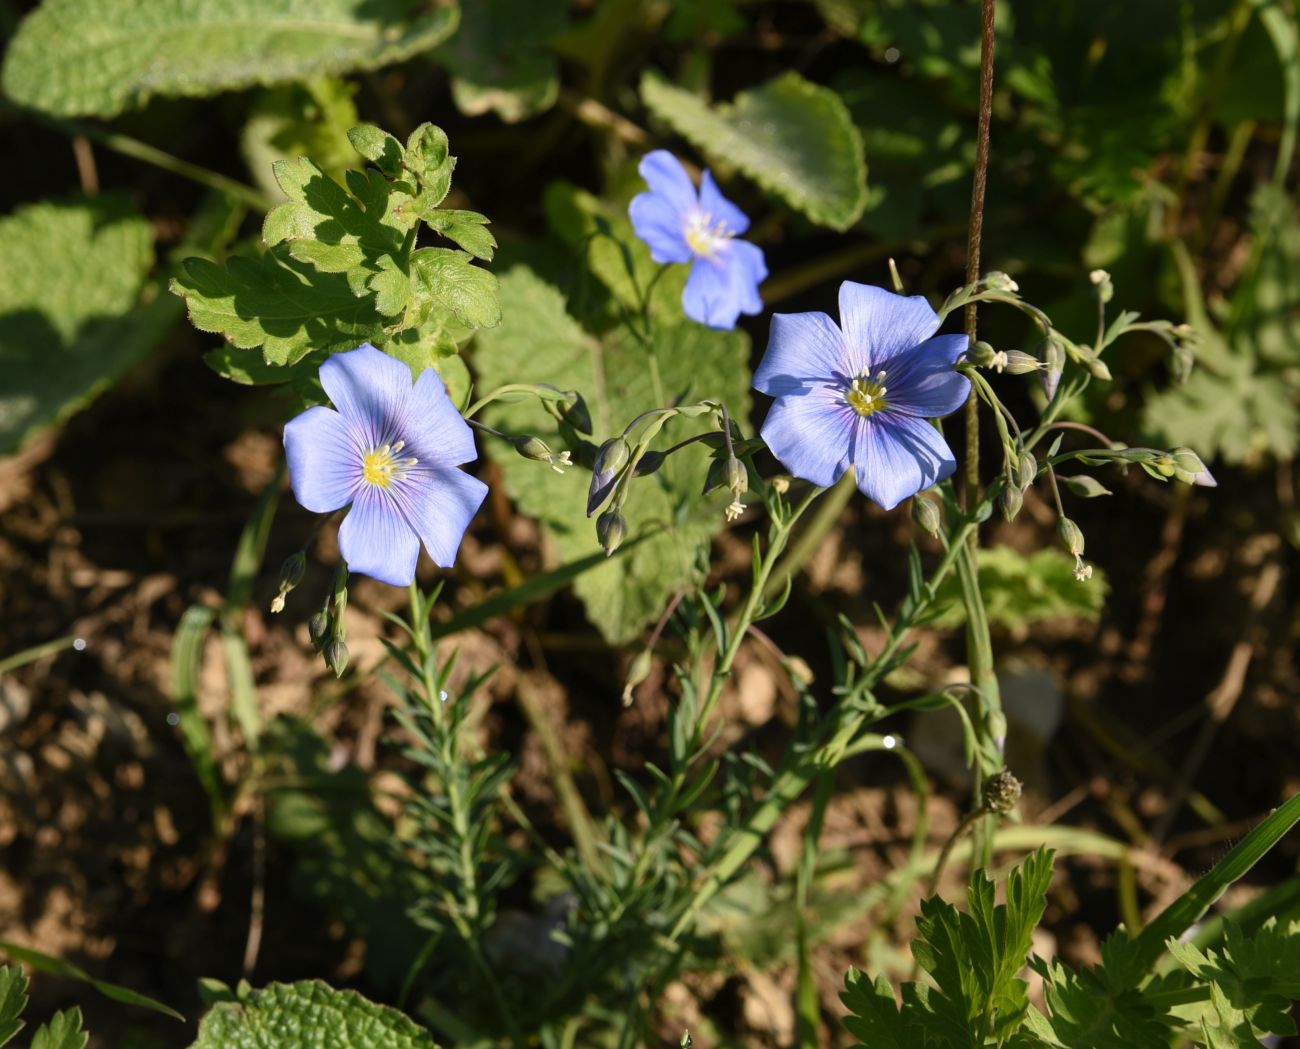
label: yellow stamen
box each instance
[846,370,889,417]
[684,212,732,258]
[362,443,417,488]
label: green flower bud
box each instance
[279,552,306,591]
[1171,447,1216,488]
[634,450,666,476]
[1084,355,1113,382]
[1061,474,1112,498]
[1153,455,1177,478]
[998,485,1023,522]
[1015,450,1038,491]
[559,390,592,434]
[1002,350,1042,375]
[967,341,997,367]
[308,611,331,652]
[596,510,627,557]
[982,768,1023,816]
[323,638,349,678]
[593,436,630,478]
[725,457,747,497]
[622,648,653,706]
[911,494,942,537]
[984,271,1019,293]
[1089,268,1114,303]
[513,435,571,473]
[1057,516,1085,558]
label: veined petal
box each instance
[284,406,362,513]
[884,334,971,418]
[389,467,488,568]
[638,150,698,214]
[725,238,767,316]
[338,486,420,586]
[753,311,853,397]
[852,412,956,511]
[629,191,693,264]
[838,283,941,370]
[682,256,744,330]
[759,383,856,488]
[698,170,750,237]
[405,366,478,466]
[320,343,414,445]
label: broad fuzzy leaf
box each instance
[474,266,750,643]
[411,248,501,329]
[2,0,458,118]
[187,980,438,1049]
[0,196,162,454]
[926,545,1108,630]
[640,70,868,230]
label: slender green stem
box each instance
[0,634,84,676]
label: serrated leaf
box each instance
[475,266,750,642]
[423,210,497,261]
[411,248,500,329]
[0,196,161,454]
[0,966,29,1048]
[2,0,459,118]
[347,123,404,180]
[0,941,182,1021]
[926,545,1108,630]
[171,245,387,365]
[438,0,569,123]
[640,70,868,230]
[30,1009,88,1049]
[188,980,438,1049]
[242,79,362,203]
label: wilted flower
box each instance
[629,150,767,330]
[283,344,488,587]
[752,282,971,510]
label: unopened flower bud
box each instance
[1042,338,1065,399]
[1171,447,1217,488]
[1057,516,1085,558]
[1153,454,1177,478]
[1003,350,1042,375]
[634,450,666,476]
[622,648,652,706]
[982,768,1022,816]
[998,485,1023,522]
[1062,474,1111,498]
[593,436,630,477]
[279,552,306,591]
[308,611,331,652]
[985,271,1019,293]
[1171,343,1194,385]
[323,638,349,678]
[596,510,627,557]
[513,435,570,473]
[911,495,942,537]
[770,475,791,494]
[1084,355,1112,382]
[1015,450,1038,491]
[725,457,747,497]
[968,341,997,367]
[559,390,592,434]
[1089,268,1114,303]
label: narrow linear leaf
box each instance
[0,942,183,1021]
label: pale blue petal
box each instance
[638,150,698,214]
[404,366,478,466]
[284,406,362,513]
[838,283,941,370]
[682,256,744,330]
[319,343,414,445]
[883,334,971,418]
[338,486,420,586]
[852,412,956,511]
[752,311,853,397]
[698,170,750,237]
[725,238,767,316]
[629,191,692,264]
[759,382,856,487]
[389,467,488,567]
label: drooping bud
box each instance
[1084,354,1113,382]
[1089,268,1114,303]
[596,510,627,557]
[271,552,307,613]
[1170,342,1194,385]
[634,450,666,476]
[1061,474,1112,498]
[622,648,653,707]
[513,435,570,474]
[559,390,592,434]
[1015,450,1038,491]
[998,485,1023,522]
[323,638,350,678]
[1042,337,1065,400]
[725,457,747,497]
[911,494,942,537]
[587,436,631,517]
[1002,350,1042,375]
[308,611,331,652]
[982,768,1023,816]
[1057,517,1085,558]
[984,271,1020,293]
[1171,447,1217,487]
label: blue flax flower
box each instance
[284,344,488,586]
[629,150,768,330]
[753,282,971,510]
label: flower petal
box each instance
[752,311,853,397]
[638,150,698,214]
[759,383,856,487]
[852,412,957,511]
[284,406,362,513]
[389,467,488,568]
[838,282,941,370]
[698,170,750,237]
[404,366,478,466]
[883,334,971,418]
[338,486,420,586]
[629,190,693,264]
[725,238,767,316]
[319,343,414,445]
[682,256,744,330]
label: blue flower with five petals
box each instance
[629,150,768,330]
[283,344,488,586]
[753,282,971,510]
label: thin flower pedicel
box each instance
[283,344,488,587]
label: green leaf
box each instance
[2,0,459,118]
[474,266,750,643]
[0,196,160,454]
[30,1009,88,1049]
[241,79,362,203]
[0,941,182,1021]
[422,210,497,261]
[0,965,29,1048]
[926,545,1108,630]
[639,70,868,230]
[170,245,387,365]
[439,0,569,123]
[188,980,438,1049]
[412,248,501,329]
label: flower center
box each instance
[684,211,732,258]
[845,370,889,417]
[361,440,417,489]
